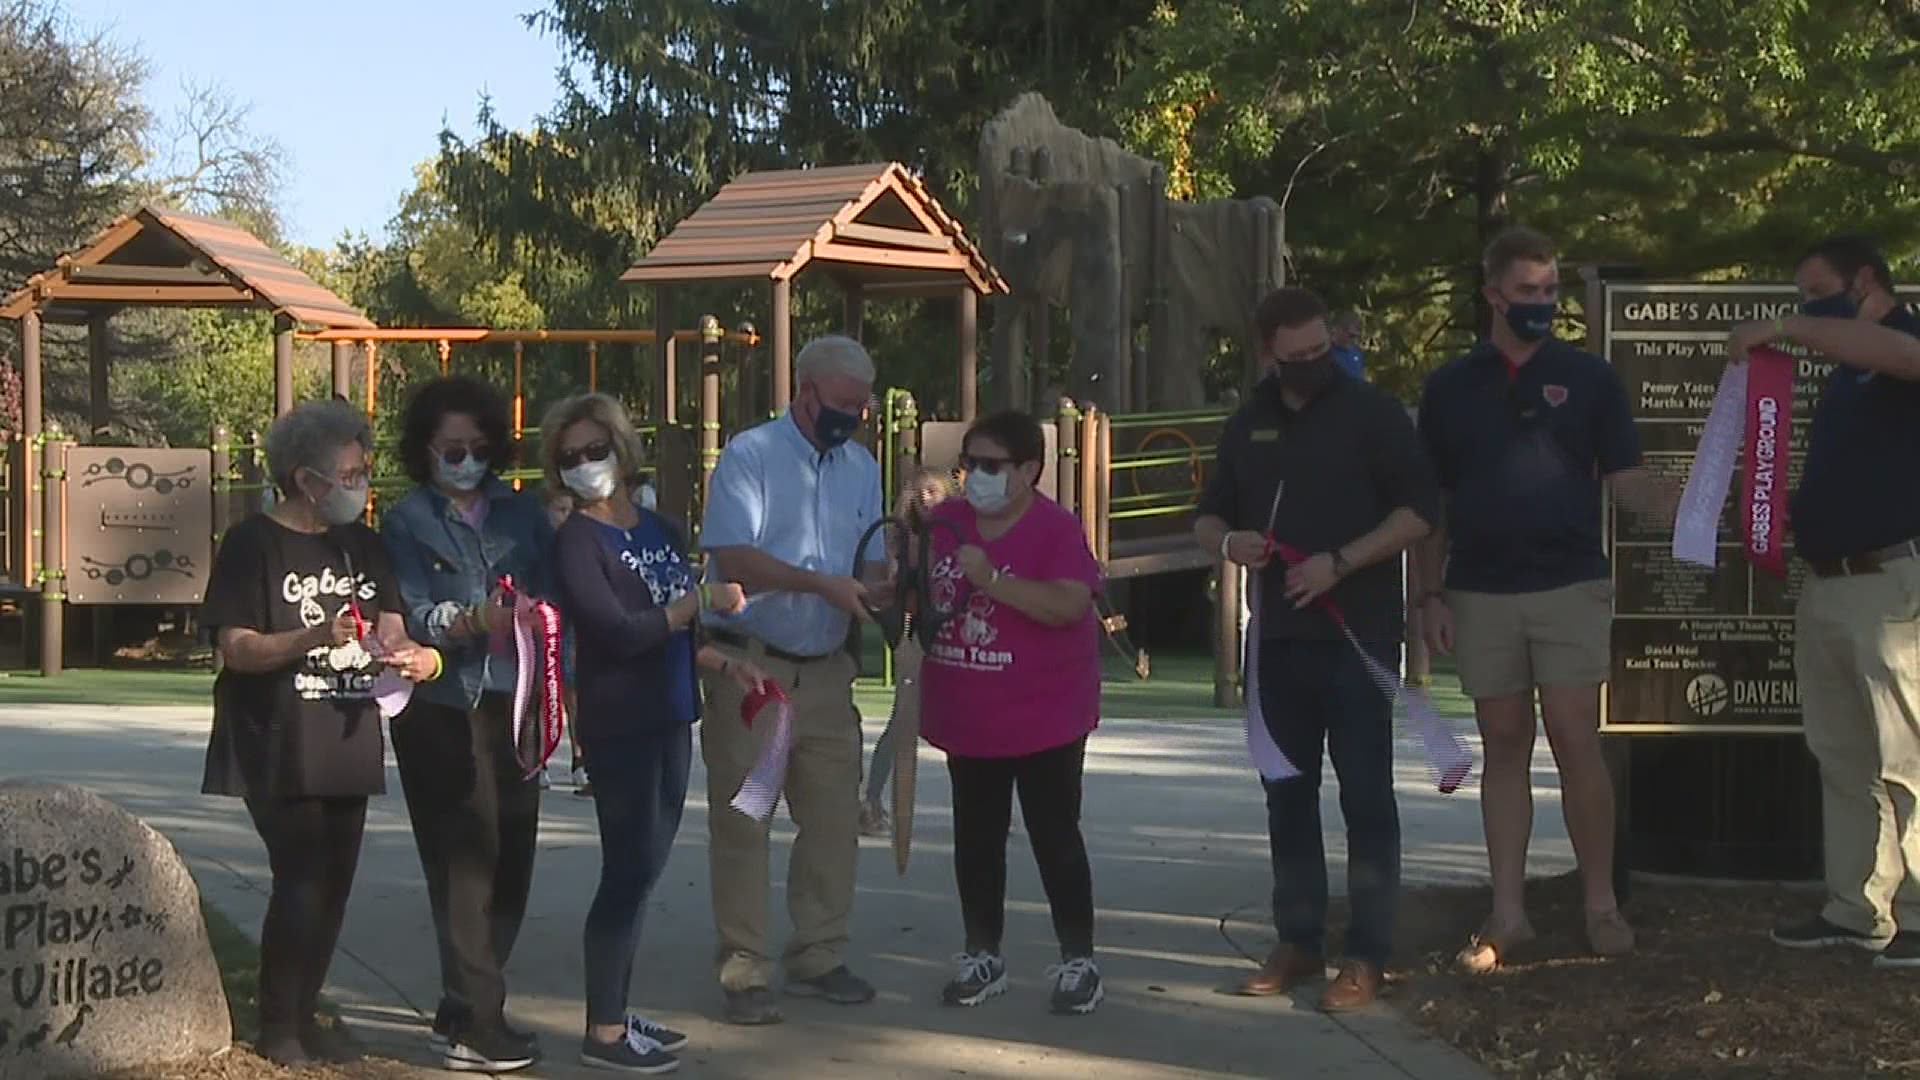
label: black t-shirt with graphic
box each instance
[200,514,403,799]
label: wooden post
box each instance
[511,342,526,490]
[330,342,353,400]
[39,427,65,675]
[771,278,793,415]
[1056,399,1080,526]
[587,341,600,392]
[659,337,679,425]
[1215,558,1242,707]
[437,338,452,376]
[1078,407,1099,554]
[958,288,979,421]
[844,285,865,340]
[20,311,41,589]
[652,285,674,421]
[273,315,295,417]
[88,315,111,440]
[699,315,723,500]
[1095,410,1111,564]
[362,342,379,419]
[991,297,1026,413]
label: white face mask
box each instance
[965,468,1011,514]
[435,452,488,492]
[561,457,620,502]
[308,473,369,526]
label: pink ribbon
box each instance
[1259,539,1474,794]
[497,576,565,778]
[1740,347,1794,578]
[731,682,794,820]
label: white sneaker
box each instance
[537,769,552,791]
[572,765,592,796]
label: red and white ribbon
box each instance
[732,682,795,820]
[498,575,565,778]
[1673,346,1793,578]
[1256,539,1474,794]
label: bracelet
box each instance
[1218,532,1234,562]
[427,648,445,681]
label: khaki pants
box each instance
[1796,558,1920,937]
[702,643,861,990]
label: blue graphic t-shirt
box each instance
[592,515,697,726]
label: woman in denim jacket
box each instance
[380,376,554,1074]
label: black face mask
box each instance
[1265,352,1338,399]
[809,398,863,451]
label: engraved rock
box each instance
[0,782,230,1079]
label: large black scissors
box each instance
[853,514,973,652]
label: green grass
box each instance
[0,667,214,706]
[202,901,260,1042]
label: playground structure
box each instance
[3,160,1250,696]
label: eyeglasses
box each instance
[961,453,1015,476]
[434,443,491,466]
[555,441,613,470]
[307,466,371,488]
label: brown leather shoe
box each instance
[1229,944,1325,996]
[1319,960,1382,1012]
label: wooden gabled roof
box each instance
[622,162,1007,296]
[0,205,374,328]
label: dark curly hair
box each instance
[398,375,515,485]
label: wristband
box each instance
[1219,532,1234,562]
[427,648,445,681]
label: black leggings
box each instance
[243,794,368,1039]
[946,737,1095,959]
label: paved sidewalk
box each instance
[0,704,1573,1078]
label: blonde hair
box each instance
[894,465,953,517]
[540,393,646,495]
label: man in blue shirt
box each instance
[1415,226,1667,974]
[1724,235,1920,969]
[1331,310,1366,381]
[699,334,886,1024]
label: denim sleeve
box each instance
[699,440,763,550]
[380,507,460,651]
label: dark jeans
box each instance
[947,737,1095,959]
[243,794,367,1040]
[392,693,541,1037]
[583,726,692,1026]
[1257,637,1401,967]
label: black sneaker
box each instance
[1771,915,1892,951]
[785,965,877,1005]
[1047,957,1105,1016]
[433,1004,535,1053]
[723,986,784,1026]
[941,951,1009,1007]
[1873,930,1920,969]
[625,1014,688,1053]
[580,1027,679,1074]
[444,1027,538,1074]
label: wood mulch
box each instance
[1389,872,1920,1079]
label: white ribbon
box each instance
[1672,362,1747,569]
[1243,579,1302,782]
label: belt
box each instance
[1806,538,1920,578]
[706,628,835,665]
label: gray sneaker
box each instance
[785,965,877,1005]
[579,1027,677,1074]
[722,987,784,1026]
[1047,957,1104,1016]
[1873,930,1920,969]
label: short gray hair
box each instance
[266,399,372,494]
[796,335,875,386]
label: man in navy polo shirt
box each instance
[1724,235,1920,969]
[1415,226,1667,974]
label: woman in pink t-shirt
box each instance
[918,410,1106,1016]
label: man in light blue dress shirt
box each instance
[699,334,887,1024]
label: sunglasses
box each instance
[435,444,491,466]
[556,441,613,470]
[961,453,1017,476]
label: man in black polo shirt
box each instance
[1415,226,1661,974]
[1194,286,1439,1011]
[1723,234,1920,968]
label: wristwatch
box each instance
[1329,549,1351,576]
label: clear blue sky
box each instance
[63,0,571,248]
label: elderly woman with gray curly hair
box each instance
[200,399,441,1068]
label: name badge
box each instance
[1250,429,1279,442]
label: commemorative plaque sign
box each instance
[1601,282,1920,732]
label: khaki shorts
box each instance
[1447,580,1612,700]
